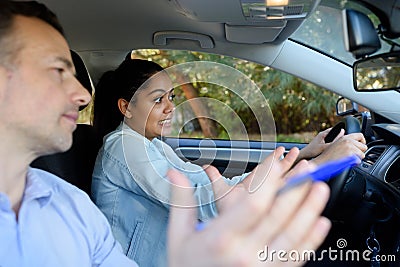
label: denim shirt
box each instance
[0,168,136,267]
[92,122,246,267]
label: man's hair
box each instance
[0,0,64,65]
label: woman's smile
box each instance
[159,118,172,126]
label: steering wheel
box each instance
[322,116,361,217]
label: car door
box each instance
[163,137,306,177]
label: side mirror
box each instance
[336,97,358,116]
[343,9,381,59]
[353,51,400,91]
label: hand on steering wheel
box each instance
[324,116,362,143]
[319,116,367,218]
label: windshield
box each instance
[291,0,395,65]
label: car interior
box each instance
[35,0,400,265]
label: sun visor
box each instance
[225,23,286,44]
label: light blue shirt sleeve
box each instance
[87,196,139,267]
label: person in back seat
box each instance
[91,58,366,266]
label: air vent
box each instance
[364,146,386,166]
[284,5,304,15]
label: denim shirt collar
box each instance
[111,122,154,147]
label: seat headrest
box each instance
[71,50,93,110]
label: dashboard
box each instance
[361,124,400,193]
[322,122,400,264]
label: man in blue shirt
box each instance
[0,1,332,266]
[0,2,135,266]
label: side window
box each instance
[131,49,340,143]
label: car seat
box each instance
[31,50,100,197]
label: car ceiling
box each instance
[43,0,320,49]
[37,0,400,124]
[39,0,320,82]
[34,0,400,77]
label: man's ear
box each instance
[117,98,132,119]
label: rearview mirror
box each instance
[353,51,400,92]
